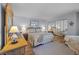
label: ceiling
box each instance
[11,3,79,20]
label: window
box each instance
[51,20,69,32]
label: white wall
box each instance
[13,16,47,27]
[13,12,78,35]
[49,12,77,35]
[12,3,79,35]
[12,3,79,20]
[13,16,29,26]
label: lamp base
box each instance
[11,41,18,44]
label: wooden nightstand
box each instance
[0,38,33,55]
[24,41,33,55]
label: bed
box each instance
[28,32,54,47]
[28,32,74,55]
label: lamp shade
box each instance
[9,26,19,33]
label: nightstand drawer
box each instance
[5,47,25,55]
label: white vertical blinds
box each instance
[51,20,69,32]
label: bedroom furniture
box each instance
[28,32,53,47]
[0,35,33,55]
[0,37,27,55]
[24,41,33,55]
[65,36,79,54]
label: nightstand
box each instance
[0,38,33,55]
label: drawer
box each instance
[6,47,25,55]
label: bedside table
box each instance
[0,38,33,55]
[0,38,27,55]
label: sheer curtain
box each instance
[51,20,69,34]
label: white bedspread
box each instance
[28,32,53,46]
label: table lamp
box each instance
[9,26,19,44]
